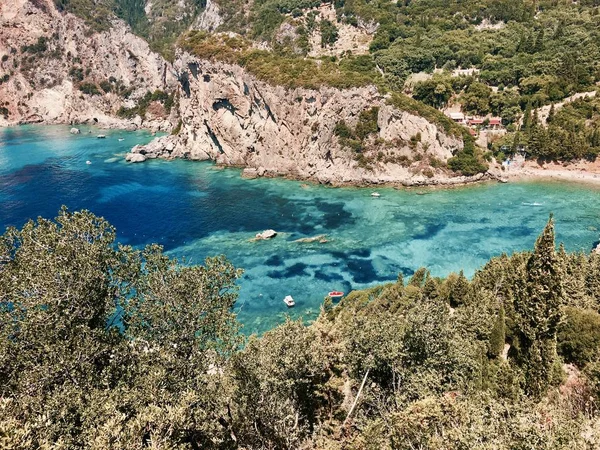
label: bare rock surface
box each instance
[0,0,177,129]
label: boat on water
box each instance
[283,295,295,307]
[328,291,344,298]
[522,202,543,206]
[85,160,92,165]
[118,138,125,142]
[97,134,106,139]
[371,192,381,197]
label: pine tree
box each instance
[514,216,564,399]
[547,103,555,124]
[522,102,533,132]
[533,28,545,53]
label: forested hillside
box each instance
[2,210,600,448]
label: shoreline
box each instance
[7,122,600,189]
[502,160,600,187]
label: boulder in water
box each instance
[70,127,80,134]
[126,152,147,163]
[255,229,277,240]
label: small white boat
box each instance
[118,138,125,142]
[283,295,295,307]
[86,160,92,165]
[371,192,381,197]
[97,134,106,139]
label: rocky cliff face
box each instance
[1,1,479,186]
[0,0,177,129]
[131,54,476,186]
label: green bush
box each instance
[21,36,48,54]
[99,80,112,93]
[558,307,600,367]
[78,82,101,96]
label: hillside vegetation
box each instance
[2,209,600,448]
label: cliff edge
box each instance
[0,0,177,129]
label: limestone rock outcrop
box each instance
[132,55,477,186]
[255,230,277,240]
[0,0,177,129]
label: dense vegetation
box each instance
[491,94,600,162]
[54,0,205,59]
[2,210,600,448]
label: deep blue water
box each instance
[2,125,600,333]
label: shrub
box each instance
[21,36,48,54]
[69,67,84,81]
[334,120,354,139]
[355,107,380,140]
[320,19,339,48]
[78,82,101,96]
[558,307,600,367]
[99,80,112,93]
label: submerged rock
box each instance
[294,234,328,244]
[242,168,259,179]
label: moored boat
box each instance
[328,291,344,298]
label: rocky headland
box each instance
[126,54,493,186]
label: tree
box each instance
[320,19,339,48]
[513,216,563,399]
[558,307,600,367]
[488,305,506,358]
[0,208,242,447]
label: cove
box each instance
[2,125,600,334]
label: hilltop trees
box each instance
[0,208,242,448]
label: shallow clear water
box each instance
[2,125,600,333]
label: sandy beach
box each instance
[500,160,600,186]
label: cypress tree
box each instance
[514,216,564,399]
[488,305,506,358]
[409,267,428,287]
[423,276,439,302]
[397,272,404,285]
[449,270,470,307]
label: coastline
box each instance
[502,160,600,187]
[7,122,600,189]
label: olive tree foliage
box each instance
[229,319,341,449]
[0,208,242,448]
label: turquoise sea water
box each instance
[2,125,600,333]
